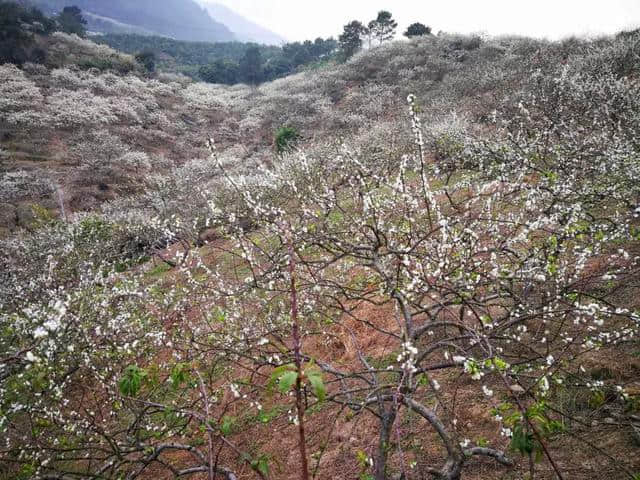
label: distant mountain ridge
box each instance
[197,2,286,45]
[22,0,236,42]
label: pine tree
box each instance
[369,11,397,45]
[57,6,87,37]
[239,46,264,85]
[338,20,366,60]
[200,59,240,85]
[135,50,156,73]
[404,22,432,38]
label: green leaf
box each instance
[119,365,146,397]
[267,363,295,391]
[356,449,368,467]
[277,370,298,394]
[251,455,270,477]
[475,436,489,447]
[493,357,508,371]
[170,363,189,390]
[510,424,541,459]
[215,309,227,323]
[307,370,326,402]
[220,415,235,436]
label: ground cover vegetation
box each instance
[1,10,640,480]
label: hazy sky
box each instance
[204,0,640,42]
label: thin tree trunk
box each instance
[288,235,310,480]
[374,407,397,480]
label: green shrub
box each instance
[76,56,137,74]
[274,125,300,154]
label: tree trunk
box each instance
[374,406,397,480]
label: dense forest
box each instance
[95,33,338,83]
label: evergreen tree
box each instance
[239,45,264,85]
[0,2,55,65]
[262,56,293,81]
[311,37,337,58]
[0,2,31,65]
[404,22,432,38]
[338,20,366,60]
[135,49,156,73]
[57,6,87,37]
[365,20,375,48]
[199,59,239,84]
[369,10,397,44]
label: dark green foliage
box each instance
[250,455,270,478]
[510,424,537,457]
[95,34,281,67]
[10,1,57,34]
[29,46,46,63]
[306,369,326,402]
[0,2,32,65]
[404,22,431,38]
[262,55,293,80]
[0,1,55,65]
[134,49,155,73]
[118,365,146,397]
[274,126,301,154]
[76,55,136,74]
[282,37,337,68]
[169,363,190,390]
[238,45,263,85]
[95,34,280,80]
[312,37,338,58]
[259,37,336,81]
[56,6,86,37]
[94,33,338,84]
[339,20,366,60]
[369,11,397,44]
[198,59,238,84]
[276,369,297,393]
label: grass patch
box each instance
[145,262,173,278]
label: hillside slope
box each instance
[93,33,283,78]
[25,0,236,42]
[1,30,640,480]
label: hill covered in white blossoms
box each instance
[1,27,640,480]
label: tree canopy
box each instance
[369,10,398,44]
[405,22,432,38]
[238,45,263,85]
[0,2,55,65]
[339,20,366,60]
[198,58,239,85]
[56,6,87,37]
[95,33,337,85]
[134,49,155,73]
